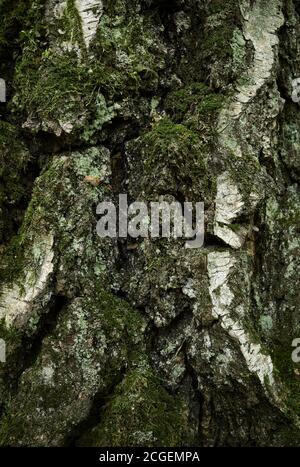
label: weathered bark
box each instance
[0,0,300,446]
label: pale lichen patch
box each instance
[41,365,56,386]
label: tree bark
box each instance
[0,0,300,446]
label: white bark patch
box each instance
[215,2,284,247]
[0,78,6,103]
[75,0,103,49]
[58,120,74,134]
[0,235,54,328]
[214,172,246,249]
[182,279,197,299]
[219,0,284,129]
[207,251,275,389]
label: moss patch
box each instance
[78,362,190,447]
[11,1,168,139]
[0,121,32,245]
[164,82,224,124]
[127,116,216,203]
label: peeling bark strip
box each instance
[0,235,55,328]
[75,0,103,48]
[219,0,284,127]
[214,172,246,248]
[1,0,300,447]
[207,251,275,390]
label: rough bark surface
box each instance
[1,0,300,446]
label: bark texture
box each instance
[1,0,300,446]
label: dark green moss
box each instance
[93,286,145,348]
[0,318,31,418]
[10,1,94,129]
[14,50,91,122]
[0,235,26,287]
[201,0,241,60]
[62,0,85,51]
[272,342,300,446]
[92,7,167,94]
[78,362,191,447]
[142,119,203,167]
[0,121,32,245]
[0,0,46,80]
[11,1,168,139]
[132,117,215,201]
[164,82,224,123]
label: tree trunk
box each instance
[0,0,300,447]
